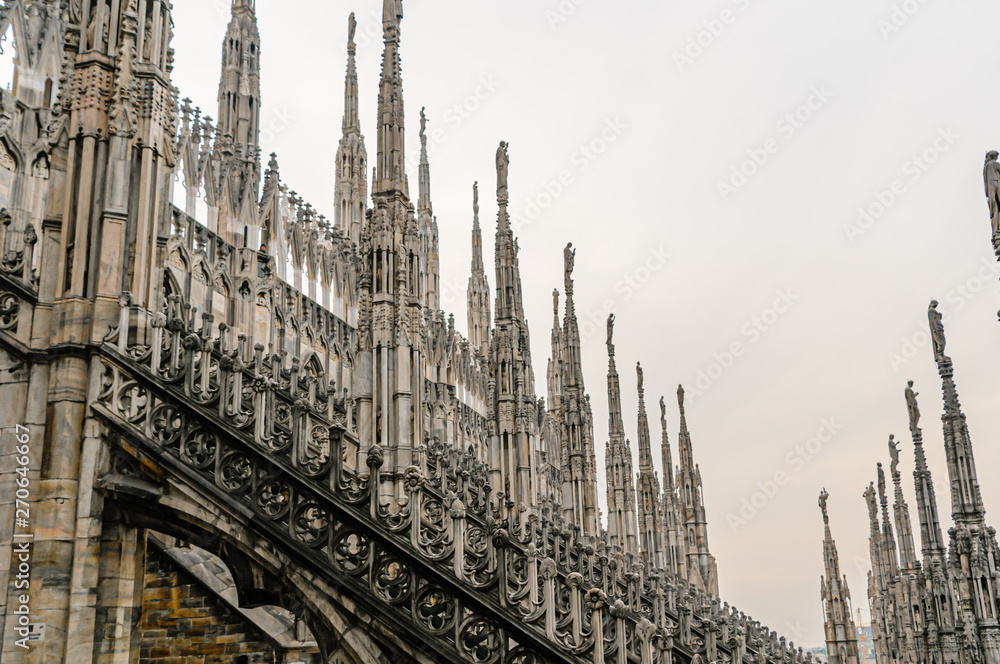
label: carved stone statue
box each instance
[984,151,1000,236]
[496,141,509,195]
[553,289,559,315]
[419,107,427,138]
[636,362,644,391]
[32,155,49,179]
[905,380,920,434]
[607,313,615,348]
[473,181,478,212]
[818,488,829,524]
[660,396,666,424]
[863,483,877,522]
[928,300,947,363]
[564,242,575,283]
[348,12,357,43]
[888,435,900,478]
[383,0,403,28]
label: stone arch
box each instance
[109,487,402,664]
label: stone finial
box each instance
[818,488,829,524]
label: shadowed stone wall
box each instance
[137,544,282,664]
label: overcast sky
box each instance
[160,0,1000,648]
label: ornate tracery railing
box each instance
[88,294,812,664]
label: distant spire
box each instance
[335,11,367,246]
[546,288,562,410]
[493,141,523,322]
[660,396,674,494]
[218,0,261,161]
[606,315,624,440]
[876,462,900,578]
[675,384,719,594]
[888,435,918,572]
[555,243,598,536]
[819,489,861,664]
[418,107,432,214]
[472,182,481,249]
[863,481,885,592]
[467,181,490,355]
[604,313,637,555]
[906,381,947,559]
[677,385,693,472]
[928,299,987,525]
[374,0,407,197]
[635,361,663,568]
[636,363,653,468]
[342,13,360,132]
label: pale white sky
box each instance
[166,0,1000,647]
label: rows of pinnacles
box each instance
[818,179,1000,664]
[0,1,811,663]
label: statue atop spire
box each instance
[927,300,949,364]
[383,0,403,31]
[864,482,878,524]
[496,141,509,203]
[984,150,1000,241]
[607,313,615,352]
[888,435,900,478]
[818,488,829,524]
[564,242,576,291]
[905,380,920,436]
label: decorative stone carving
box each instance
[496,141,508,199]
[905,380,920,434]
[927,300,948,364]
[984,150,1000,237]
